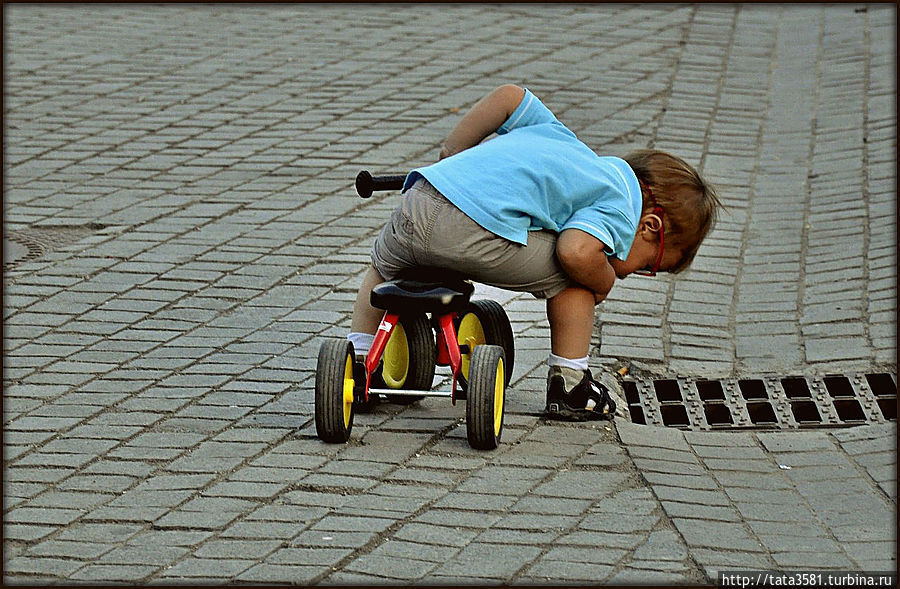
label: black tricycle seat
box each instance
[371,271,474,315]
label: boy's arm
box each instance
[556,229,617,304]
[439,84,526,159]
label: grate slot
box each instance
[832,399,866,422]
[866,373,897,397]
[876,399,897,421]
[747,401,778,425]
[628,405,647,425]
[738,379,768,400]
[623,381,640,404]
[697,380,725,401]
[790,400,821,424]
[782,377,811,398]
[704,403,733,426]
[823,375,855,398]
[660,404,690,428]
[654,379,682,402]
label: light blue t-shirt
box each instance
[403,88,643,260]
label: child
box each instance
[348,84,721,421]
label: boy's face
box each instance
[608,213,682,278]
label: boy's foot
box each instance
[545,366,616,421]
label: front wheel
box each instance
[315,340,356,443]
[466,345,506,450]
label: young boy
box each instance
[348,84,721,421]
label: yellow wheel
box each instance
[457,300,515,386]
[380,313,436,404]
[382,322,410,388]
[315,340,356,443]
[466,345,506,450]
[457,311,486,383]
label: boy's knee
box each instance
[556,229,606,275]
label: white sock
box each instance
[548,353,589,372]
[548,354,590,391]
[347,332,375,357]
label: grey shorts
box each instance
[371,178,573,299]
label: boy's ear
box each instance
[640,213,662,235]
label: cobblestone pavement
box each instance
[3,4,896,585]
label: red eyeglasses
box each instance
[634,205,665,277]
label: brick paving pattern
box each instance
[3,4,896,584]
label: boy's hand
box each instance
[556,229,617,304]
[439,84,526,159]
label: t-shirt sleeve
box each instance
[497,88,560,133]
[561,204,637,261]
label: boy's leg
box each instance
[348,265,386,357]
[546,286,595,361]
[351,265,386,335]
[544,285,616,420]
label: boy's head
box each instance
[624,149,722,274]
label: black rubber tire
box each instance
[466,345,506,450]
[457,299,515,386]
[382,312,436,404]
[315,339,355,443]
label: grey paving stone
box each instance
[757,431,837,452]
[26,540,116,560]
[632,530,690,561]
[510,495,594,516]
[68,564,159,582]
[5,506,83,526]
[524,559,615,583]
[532,470,628,499]
[628,444,701,464]
[392,522,480,548]
[733,501,817,523]
[289,529,380,549]
[432,542,542,580]
[125,529,214,547]
[153,510,242,530]
[159,557,256,579]
[580,512,660,535]
[642,471,721,490]
[711,471,794,490]
[345,553,438,580]
[770,550,856,570]
[661,500,743,523]
[606,568,694,585]
[653,486,732,506]
[756,534,843,554]
[672,519,765,552]
[616,418,691,451]
[232,562,327,584]
[192,539,282,560]
[369,540,459,564]
[96,545,189,566]
[4,556,87,577]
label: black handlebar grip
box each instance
[356,170,406,198]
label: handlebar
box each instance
[356,170,406,198]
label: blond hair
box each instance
[624,149,722,273]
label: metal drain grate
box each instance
[623,373,897,430]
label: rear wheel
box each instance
[381,312,435,404]
[315,340,356,443]
[457,299,515,386]
[466,345,506,450]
